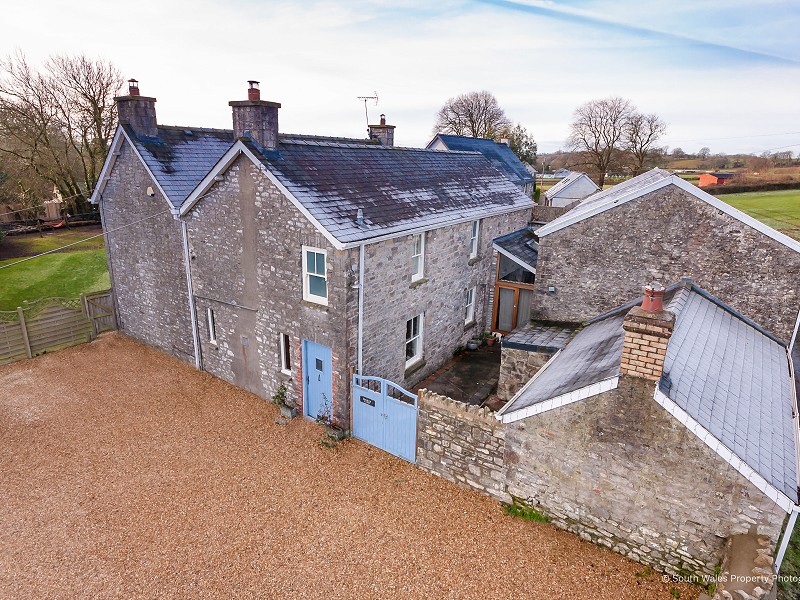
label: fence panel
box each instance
[0,290,116,365]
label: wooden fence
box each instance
[0,290,116,365]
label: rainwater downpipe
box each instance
[180,218,202,371]
[776,508,799,571]
[357,243,365,376]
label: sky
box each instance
[3,0,800,156]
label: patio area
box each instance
[416,343,502,407]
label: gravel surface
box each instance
[0,333,700,599]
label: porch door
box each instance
[495,287,534,333]
[302,340,333,421]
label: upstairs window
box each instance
[405,314,423,367]
[303,246,328,305]
[469,220,480,258]
[411,233,425,281]
[465,287,475,324]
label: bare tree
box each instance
[697,146,711,159]
[566,97,634,186]
[0,51,123,214]
[626,112,667,175]
[433,91,512,140]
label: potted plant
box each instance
[272,383,297,419]
[466,338,480,351]
[316,396,346,440]
[483,331,496,346]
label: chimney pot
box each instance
[128,78,140,96]
[247,80,261,101]
[368,114,395,147]
[640,282,666,313]
[380,114,386,125]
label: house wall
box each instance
[505,377,787,578]
[532,184,800,341]
[416,389,508,502]
[184,156,352,423]
[100,140,194,363]
[357,208,530,389]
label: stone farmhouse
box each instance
[91,80,532,434]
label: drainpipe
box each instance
[357,243,365,375]
[180,218,202,370]
[776,508,799,571]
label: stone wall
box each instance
[358,209,530,389]
[416,389,509,502]
[497,347,553,401]
[505,377,786,578]
[101,140,194,363]
[185,156,351,424]
[531,184,800,341]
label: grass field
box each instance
[0,226,109,311]
[719,189,800,240]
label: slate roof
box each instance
[544,171,599,200]
[429,135,534,188]
[502,321,577,352]
[493,228,539,271]
[708,172,737,179]
[248,138,533,245]
[124,125,234,208]
[501,281,799,503]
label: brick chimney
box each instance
[229,80,281,150]
[115,79,158,138]
[368,114,395,146]
[620,283,675,382]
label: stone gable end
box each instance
[532,184,800,341]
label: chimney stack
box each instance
[229,80,281,150]
[115,78,158,138]
[368,113,395,147]
[620,283,675,382]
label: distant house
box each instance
[543,171,600,208]
[698,172,737,187]
[427,134,535,196]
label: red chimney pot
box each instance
[247,80,261,101]
[380,114,386,125]
[640,282,665,313]
[128,78,140,96]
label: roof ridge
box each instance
[157,124,234,134]
[278,138,484,154]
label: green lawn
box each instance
[1,228,105,256]
[0,248,110,311]
[720,190,800,240]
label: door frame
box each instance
[492,258,535,334]
[302,340,333,421]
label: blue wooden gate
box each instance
[352,375,417,463]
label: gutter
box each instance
[179,218,202,371]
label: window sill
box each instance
[464,320,477,331]
[468,256,481,266]
[280,369,292,376]
[409,277,428,289]
[404,359,426,379]
[301,300,328,311]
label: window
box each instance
[405,314,423,367]
[464,287,475,324]
[469,220,480,258]
[302,246,328,305]
[411,233,425,281]
[206,307,217,345]
[280,333,291,374]
[498,254,536,285]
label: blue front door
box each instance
[303,340,333,420]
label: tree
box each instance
[698,146,711,159]
[566,96,634,186]
[671,147,686,158]
[504,123,537,164]
[433,91,512,140]
[626,112,667,175]
[0,51,123,214]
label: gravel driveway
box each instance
[0,333,699,599]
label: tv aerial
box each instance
[357,92,379,134]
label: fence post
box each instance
[17,307,32,359]
[81,293,95,340]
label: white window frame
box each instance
[465,287,476,324]
[469,220,480,259]
[302,245,328,306]
[405,314,424,368]
[279,333,292,375]
[411,233,425,281]
[206,307,217,345]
